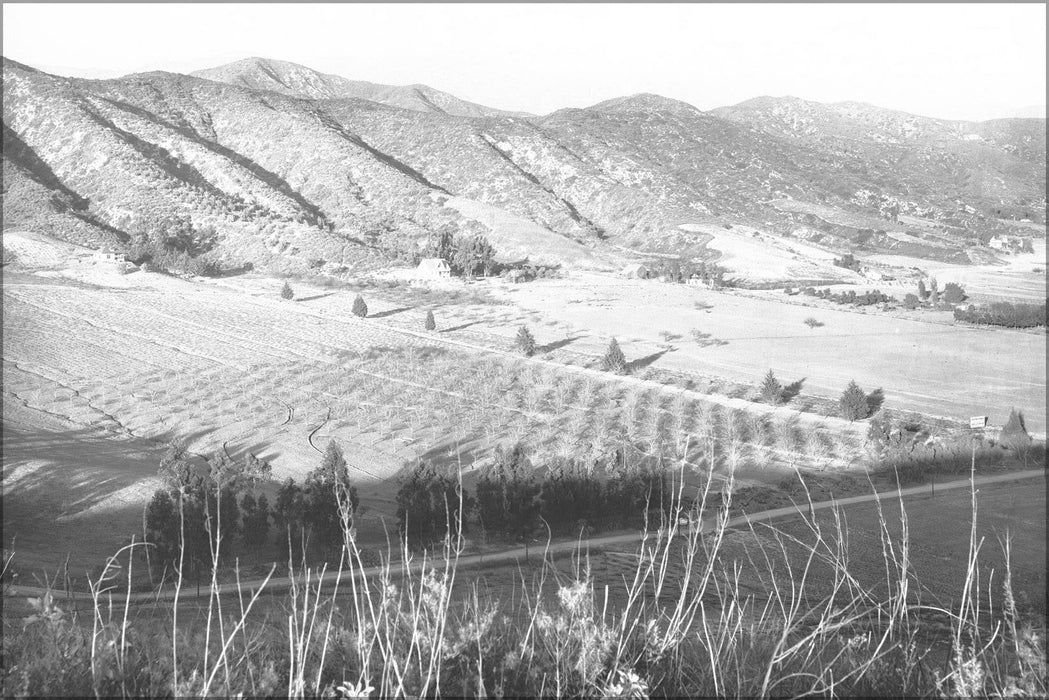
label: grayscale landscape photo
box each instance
[1,3,1045,697]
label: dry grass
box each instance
[3,458,1045,697]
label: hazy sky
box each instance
[3,3,1045,120]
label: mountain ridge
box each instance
[3,55,1044,276]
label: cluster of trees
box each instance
[143,441,359,577]
[396,445,671,548]
[646,259,728,286]
[273,442,360,555]
[953,301,1046,328]
[904,279,966,308]
[143,443,272,579]
[425,230,497,278]
[799,287,896,307]
[126,214,223,276]
[833,252,862,271]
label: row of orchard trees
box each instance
[143,441,358,580]
[144,436,669,574]
[395,443,672,550]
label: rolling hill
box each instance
[2,56,1044,275]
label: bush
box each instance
[942,282,966,304]
[281,281,294,300]
[902,293,920,309]
[601,338,627,374]
[516,326,537,357]
[804,317,824,328]
[351,295,368,317]
[840,380,870,421]
[424,310,436,331]
[999,408,1032,460]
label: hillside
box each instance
[2,56,1044,275]
[191,57,530,119]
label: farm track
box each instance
[6,469,1042,602]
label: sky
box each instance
[2,3,1045,121]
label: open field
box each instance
[868,238,1047,303]
[678,222,861,283]
[488,273,1047,433]
[2,229,1045,586]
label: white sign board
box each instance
[969,416,988,429]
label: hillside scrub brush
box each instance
[280,281,294,300]
[352,295,368,317]
[424,310,436,331]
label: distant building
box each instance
[988,235,1013,251]
[621,263,650,279]
[93,246,125,264]
[416,257,451,279]
[685,274,705,287]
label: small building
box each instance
[621,263,650,279]
[416,257,451,279]
[94,246,126,264]
[685,274,705,287]
[988,235,1015,251]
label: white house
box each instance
[621,263,650,279]
[685,274,705,287]
[416,258,451,279]
[93,246,126,264]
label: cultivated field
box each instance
[2,230,1045,582]
[488,273,1047,433]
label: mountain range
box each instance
[3,56,1045,273]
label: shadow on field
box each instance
[867,388,885,414]
[2,424,211,582]
[781,378,806,403]
[440,321,483,333]
[369,306,413,318]
[295,292,337,303]
[538,336,580,354]
[626,349,670,373]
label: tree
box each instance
[515,326,537,357]
[240,492,271,548]
[1000,408,1031,451]
[305,441,359,552]
[476,443,542,547]
[902,293,920,309]
[839,380,870,421]
[144,490,180,573]
[929,278,939,305]
[942,282,966,304]
[274,477,307,549]
[352,295,368,317]
[424,310,436,331]
[759,370,782,404]
[917,279,928,301]
[601,338,627,374]
[396,461,472,547]
[281,282,294,300]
